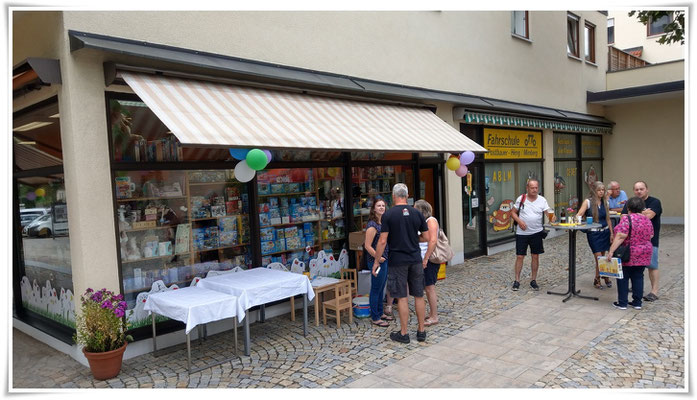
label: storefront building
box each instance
[14,10,683,362]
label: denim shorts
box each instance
[387,263,425,298]
[648,246,659,270]
[423,261,440,286]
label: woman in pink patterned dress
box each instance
[607,196,654,310]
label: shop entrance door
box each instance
[463,163,486,257]
[419,165,443,222]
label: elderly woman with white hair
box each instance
[414,199,440,326]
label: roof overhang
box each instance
[12,58,62,98]
[587,81,684,105]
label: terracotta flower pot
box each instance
[83,343,127,380]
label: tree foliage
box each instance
[629,10,685,45]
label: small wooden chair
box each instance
[340,268,358,298]
[322,280,353,328]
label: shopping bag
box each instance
[598,256,623,279]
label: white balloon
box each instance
[234,160,256,182]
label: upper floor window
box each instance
[567,13,580,57]
[607,18,615,44]
[511,11,529,39]
[584,22,596,63]
[648,12,672,36]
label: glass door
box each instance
[463,163,485,257]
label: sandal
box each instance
[603,277,612,288]
[371,319,390,327]
[381,314,395,321]
[594,277,603,289]
[424,318,439,327]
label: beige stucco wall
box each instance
[53,10,607,114]
[602,97,684,220]
[608,10,684,63]
[606,60,684,90]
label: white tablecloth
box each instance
[310,276,341,288]
[197,268,315,317]
[144,286,241,334]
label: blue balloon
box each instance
[229,148,250,160]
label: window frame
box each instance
[584,21,596,63]
[511,11,529,39]
[567,13,580,58]
[607,18,615,44]
[648,12,673,37]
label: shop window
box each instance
[581,161,602,195]
[511,11,529,39]
[17,176,74,328]
[648,12,672,37]
[567,13,580,57]
[351,152,412,161]
[13,100,62,171]
[581,135,602,158]
[485,162,542,243]
[270,150,343,162]
[114,169,252,328]
[607,18,615,44]
[553,133,578,159]
[584,22,596,63]
[553,160,579,213]
[351,165,414,231]
[256,167,346,268]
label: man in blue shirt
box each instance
[607,181,628,212]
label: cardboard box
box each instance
[348,231,366,251]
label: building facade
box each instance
[12,10,685,362]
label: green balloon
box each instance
[246,148,268,171]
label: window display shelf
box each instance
[121,253,190,264]
[262,219,320,229]
[191,214,246,222]
[193,243,250,253]
[188,181,234,186]
[122,225,180,233]
[258,192,307,198]
[322,237,346,243]
[117,196,187,202]
[263,245,318,257]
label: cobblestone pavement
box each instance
[12,225,684,389]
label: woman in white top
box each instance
[414,199,440,326]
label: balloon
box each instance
[455,165,469,177]
[245,149,268,171]
[26,192,36,201]
[35,188,46,197]
[460,151,475,165]
[263,150,273,163]
[229,148,250,160]
[234,160,256,182]
[446,156,460,171]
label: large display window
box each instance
[553,133,603,213]
[350,165,414,231]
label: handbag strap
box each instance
[625,214,632,241]
[518,193,526,210]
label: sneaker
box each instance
[512,281,520,291]
[643,293,659,302]
[530,280,539,291]
[628,302,642,310]
[612,302,627,310]
[390,331,410,344]
[416,330,426,342]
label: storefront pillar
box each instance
[57,48,121,298]
[542,129,555,202]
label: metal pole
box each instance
[303,293,308,337]
[234,316,238,353]
[186,332,191,372]
[151,313,157,351]
[244,309,250,356]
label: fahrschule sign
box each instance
[483,128,542,159]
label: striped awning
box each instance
[462,111,612,134]
[120,71,486,153]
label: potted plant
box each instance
[73,288,133,380]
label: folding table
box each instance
[197,268,315,356]
[144,286,243,372]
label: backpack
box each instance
[429,229,454,264]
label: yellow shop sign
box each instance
[484,128,542,159]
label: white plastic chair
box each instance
[266,262,289,272]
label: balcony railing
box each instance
[608,46,649,71]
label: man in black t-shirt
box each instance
[622,181,662,301]
[373,183,430,344]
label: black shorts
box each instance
[515,231,545,256]
[423,261,440,286]
[387,263,425,298]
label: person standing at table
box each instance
[607,196,653,310]
[372,183,430,344]
[577,181,614,289]
[510,179,555,291]
[607,181,628,213]
[414,199,440,326]
[622,181,662,302]
[363,197,394,327]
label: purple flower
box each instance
[114,308,125,318]
[100,300,114,310]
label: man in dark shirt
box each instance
[373,183,430,344]
[622,181,662,301]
